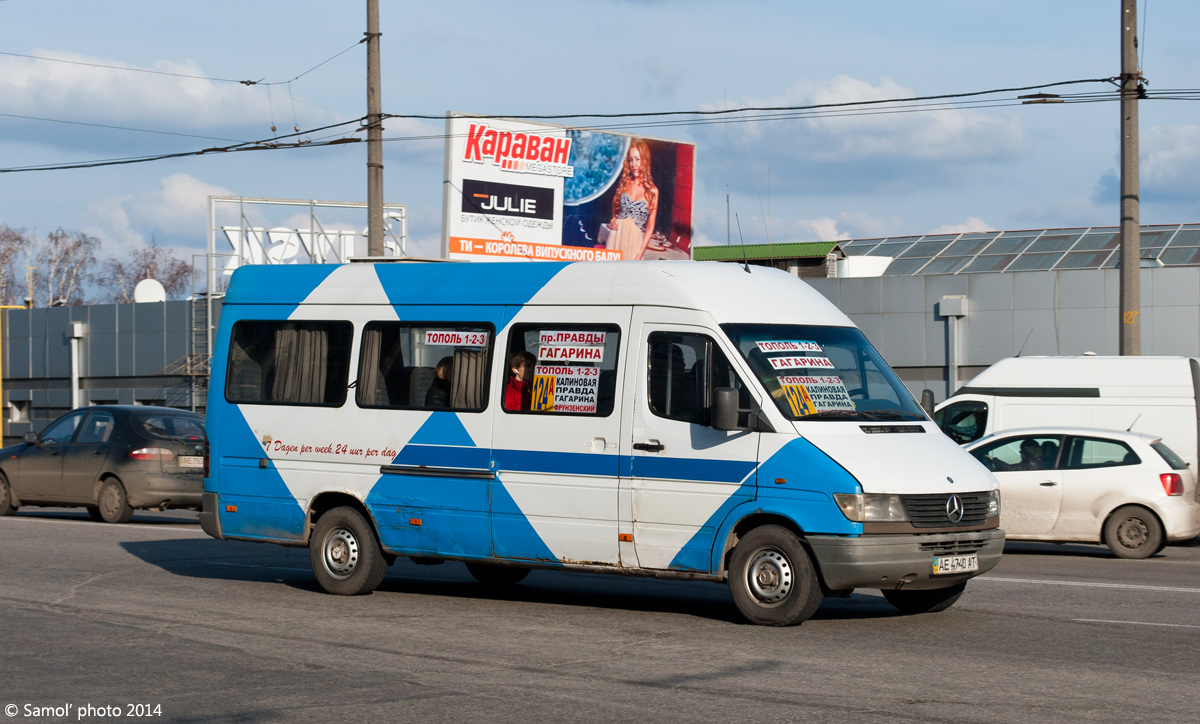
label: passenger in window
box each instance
[990,438,1047,471]
[504,351,536,411]
[424,356,453,409]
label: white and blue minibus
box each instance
[201,260,1002,625]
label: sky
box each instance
[2,0,1199,269]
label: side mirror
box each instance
[920,389,936,417]
[23,431,38,444]
[712,387,740,431]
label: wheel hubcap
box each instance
[747,548,793,604]
[322,528,360,580]
[100,485,119,516]
[1117,517,1148,548]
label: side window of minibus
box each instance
[647,332,748,427]
[502,324,621,416]
[226,321,353,406]
[356,322,493,411]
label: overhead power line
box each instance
[0,39,364,86]
[6,77,1200,174]
[0,117,364,173]
[380,78,1120,122]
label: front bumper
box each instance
[807,529,1005,591]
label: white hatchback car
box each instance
[965,427,1200,558]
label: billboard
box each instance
[442,113,694,262]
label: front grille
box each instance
[903,492,990,528]
[919,538,988,555]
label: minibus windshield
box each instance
[722,324,926,422]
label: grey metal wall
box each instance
[5,266,1197,444]
[806,267,1200,402]
[2,300,220,445]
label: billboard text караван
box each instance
[442,113,694,262]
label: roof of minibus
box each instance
[223,261,852,326]
[966,355,1196,389]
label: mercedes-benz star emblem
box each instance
[945,494,965,524]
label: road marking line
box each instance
[1074,618,1200,629]
[0,517,203,533]
[979,576,1200,594]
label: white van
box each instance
[935,356,1200,470]
[200,261,1002,626]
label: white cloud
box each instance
[1016,195,1110,228]
[84,173,233,253]
[695,76,1026,195]
[1141,125,1200,199]
[928,217,992,235]
[0,50,345,149]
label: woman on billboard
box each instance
[607,139,658,260]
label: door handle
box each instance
[633,440,664,453]
[1040,481,1058,487]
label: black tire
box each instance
[465,562,530,587]
[309,506,387,595]
[85,506,104,522]
[728,525,823,626]
[882,582,967,614]
[0,473,15,516]
[1103,505,1164,559]
[97,479,133,524]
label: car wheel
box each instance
[1103,505,1164,559]
[97,479,133,524]
[0,473,15,516]
[85,506,104,522]
[309,506,387,595]
[728,525,823,626]
[881,582,967,614]
[465,562,530,586]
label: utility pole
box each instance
[366,0,384,257]
[1119,0,1142,355]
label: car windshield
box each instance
[721,324,926,422]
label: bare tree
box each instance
[99,239,194,303]
[33,228,100,307]
[0,226,30,306]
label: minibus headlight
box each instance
[833,493,908,523]
[987,489,1001,518]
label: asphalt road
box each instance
[1,508,1197,724]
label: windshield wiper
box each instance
[796,410,883,421]
[859,409,925,421]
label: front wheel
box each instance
[309,506,387,595]
[881,582,966,614]
[97,479,133,524]
[728,525,823,626]
[0,473,15,515]
[1103,505,1164,559]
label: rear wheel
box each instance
[728,525,823,626]
[465,562,530,587]
[309,506,387,595]
[1103,505,1163,559]
[882,582,967,614]
[85,506,104,522]
[0,474,15,516]
[97,479,133,524]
